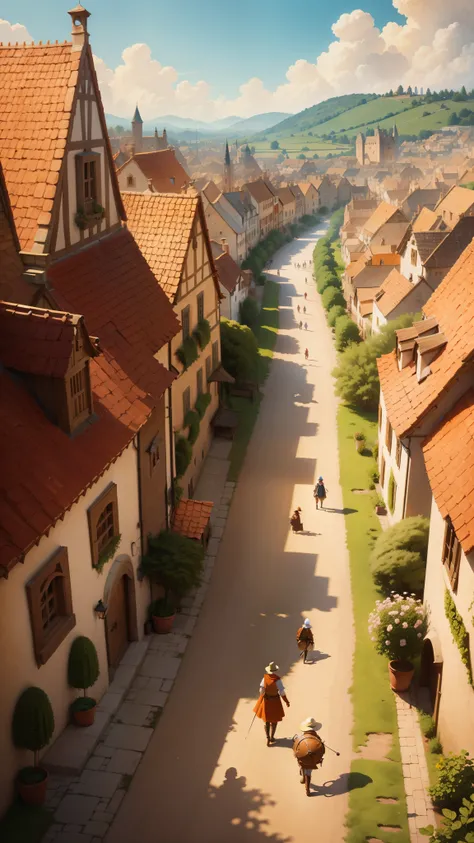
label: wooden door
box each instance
[106,575,129,668]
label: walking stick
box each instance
[322,741,340,756]
[245,712,257,739]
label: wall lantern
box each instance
[94,599,108,620]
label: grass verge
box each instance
[0,800,53,843]
[227,279,279,481]
[337,404,408,842]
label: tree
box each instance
[366,127,375,136]
[327,304,346,328]
[318,273,341,295]
[297,153,306,159]
[270,140,279,150]
[407,85,413,96]
[397,85,404,95]
[322,286,345,312]
[370,517,430,594]
[220,318,259,382]
[239,297,259,332]
[335,316,360,351]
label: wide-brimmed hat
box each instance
[301,717,319,731]
[265,661,279,674]
[303,618,312,628]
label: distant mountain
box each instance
[228,112,291,134]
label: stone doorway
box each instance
[104,556,138,672]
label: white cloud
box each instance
[0,19,33,44]
[5,1,474,121]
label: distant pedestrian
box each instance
[299,321,303,329]
[277,269,280,276]
[303,306,306,314]
[297,304,300,313]
[304,322,307,330]
[305,348,309,360]
[314,477,328,509]
[296,619,314,663]
[305,277,308,284]
[304,292,307,300]
[290,507,303,533]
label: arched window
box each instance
[26,548,76,665]
[88,483,120,569]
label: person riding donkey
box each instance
[254,662,290,746]
[296,618,314,663]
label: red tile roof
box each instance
[423,390,474,554]
[374,269,414,317]
[363,203,405,238]
[122,191,221,303]
[0,302,97,378]
[48,228,180,406]
[0,42,81,251]
[378,239,474,437]
[172,498,213,540]
[214,251,241,294]
[120,150,189,193]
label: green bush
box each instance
[369,516,430,595]
[221,318,258,382]
[421,793,474,842]
[322,285,345,312]
[184,409,200,445]
[430,737,443,755]
[175,435,192,478]
[318,273,341,295]
[335,315,360,351]
[68,637,100,696]
[192,318,211,350]
[420,713,437,739]
[176,335,198,369]
[327,304,346,328]
[195,392,211,419]
[239,297,259,332]
[141,531,205,605]
[332,313,419,411]
[429,751,474,810]
[445,591,473,685]
[373,442,379,462]
[12,687,55,768]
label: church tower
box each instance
[132,104,143,153]
[223,140,233,192]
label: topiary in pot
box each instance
[141,530,204,609]
[12,686,55,805]
[149,597,177,634]
[68,636,100,727]
[370,516,429,595]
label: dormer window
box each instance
[75,151,103,225]
[127,175,135,188]
[411,249,417,266]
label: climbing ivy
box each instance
[444,590,473,686]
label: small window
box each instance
[212,340,219,370]
[411,249,417,266]
[66,360,92,433]
[442,516,461,591]
[26,547,76,666]
[170,177,175,185]
[127,175,135,188]
[205,356,212,392]
[147,436,160,474]
[395,438,402,468]
[385,418,393,452]
[197,368,203,396]
[197,292,204,323]
[75,151,101,217]
[87,483,120,569]
[183,386,191,419]
[181,306,190,341]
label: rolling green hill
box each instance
[259,94,378,138]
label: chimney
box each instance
[221,238,229,255]
[68,4,90,50]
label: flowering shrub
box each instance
[368,592,428,662]
[428,751,474,810]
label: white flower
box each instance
[385,640,390,646]
[403,592,408,595]
[395,618,400,624]
[417,633,422,638]
[400,639,407,647]
[414,620,422,629]
[386,624,393,632]
[402,622,408,629]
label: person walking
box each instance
[297,304,300,313]
[304,292,307,300]
[290,507,303,532]
[305,277,307,284]
[303,306,306,314]
[304,322,308,330]
[254,662,290,746]
[304,348,309,360]
[296,619,314,663]
[299,320,303,329]
[292,718,325,796]
[314,476,328,509]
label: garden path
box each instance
[107,223,355,843]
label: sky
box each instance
[2,1,474,121]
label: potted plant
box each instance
[354,432,366,453]
[368,593,428,691]
[68,636,100,727]
[12,686,55,805]
[149,597,177,635]
[375,494,387,516]
[141,530,205,635]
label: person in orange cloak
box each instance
[253,661,290,746]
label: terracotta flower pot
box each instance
[17,767,48,806]
[355,439,365,452]
[389,659,414,691]
[71,697,97,727]
[375,505,387,515]
[152,613,176,634]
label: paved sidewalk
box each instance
[396,691,436,843]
